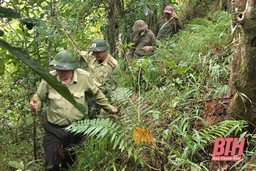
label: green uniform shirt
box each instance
[156,16,182,40]
[32,68,114,126]
[88,53,120,94]
[128,29,156,58]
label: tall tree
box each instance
[107,0,117,55]
[228,0,256,134]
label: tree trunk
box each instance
[227,0,256,134]
[108,0,116,55]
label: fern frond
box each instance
[111,87,153,127]
[196,120,247,145]
[66,118,117,135]
[65,118,133,151]
[65,86,156,167]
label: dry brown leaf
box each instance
[133,127,156,147]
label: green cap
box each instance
[88,39,109,52]
[49,50,79,70]
[132,20,148,31]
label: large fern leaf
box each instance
[66,118,131,151]
[111,87,153,127]
[196,119,247,146]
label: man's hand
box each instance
[29,99,38,112]
[172,11,178,18]
[112,107,118,114]
[143,46,152,52]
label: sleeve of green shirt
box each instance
[31,79,48,110]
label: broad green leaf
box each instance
[0,58,4,75]
[176,67,188,75]
[8,161,23,169]
[0,39,87,117]
[0,7,21,18]
[164,59,175,68]
[19,18,39,25]
[34,36,46,43]
[0,28,4,36]
[19,18,39,30]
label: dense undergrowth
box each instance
[0,10,255,171]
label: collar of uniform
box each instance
[71,70,78,83]
[93,53,111,66]
[52,70,78,84]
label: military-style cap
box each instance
[88,39,109,52]
[164,6,174,14]
[132,20,148,32]
[49,50,79,70]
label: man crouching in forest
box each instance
[29,50,118,171]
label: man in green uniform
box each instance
[155,6,183,40]
[29,50,118,171]
[87,38,120,94]
[85,39,120,119]
[127,20,156,60]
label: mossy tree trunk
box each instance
[228,0,256,133]
[107,0,116,55]
[106,0,125,56]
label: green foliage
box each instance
[72,136,122,170]
[66,118,124,149]
[143,11,232,104]
[65,10,254,170]
[0,62,44,169]
[157,114,249,170]
[65,118,139,170]
[0,6,21,18]
[0,28,4,36]
[65,87,156,170]
[0,39,87,117]
[0,58,4,74]
[8,159,42,171]
[120,11,232,99]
